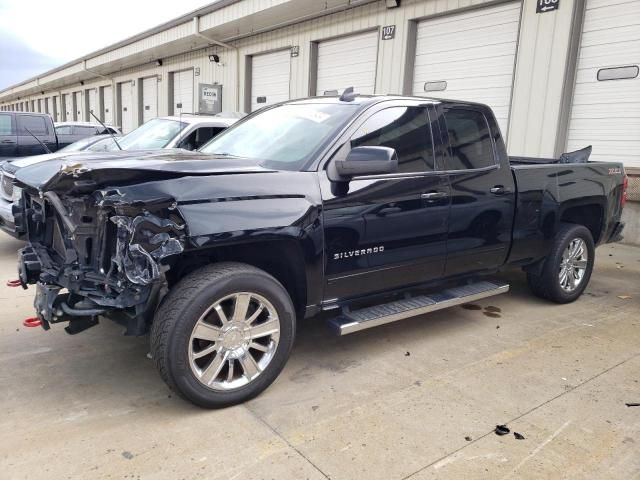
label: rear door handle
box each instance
[490,186,511,195]
[421,191,448,200]
[1,140,16,144]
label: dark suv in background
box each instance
[0,111,58,158]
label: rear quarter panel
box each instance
[508,162,625,265]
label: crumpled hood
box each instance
[14,149,274,192]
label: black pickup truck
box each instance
[14,94,627,408]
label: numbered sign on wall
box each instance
[536,0,559,13]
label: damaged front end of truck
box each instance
[15,164,187,336]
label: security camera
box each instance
[209,54,220,63]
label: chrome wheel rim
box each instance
[188,292,280,391]
[559,238,588,292]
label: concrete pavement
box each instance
[0,232,638,480]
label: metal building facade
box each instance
[0,0,638,237]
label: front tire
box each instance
[527,223,595,303]
[150,262,296,408]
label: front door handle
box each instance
[490,185,511,195]
[1,139,16,144]
[421,191,448,200]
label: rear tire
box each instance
[150,262,296,408]
[527,223,595,304]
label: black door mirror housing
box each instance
[330,146,398,180]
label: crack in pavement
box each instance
[245,404,332,480]
[401,351,640,480]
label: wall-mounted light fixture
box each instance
[385,0,400,7]
[155,59,163,66]
[209,54,220,63]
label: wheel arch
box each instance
[168,239,309,320]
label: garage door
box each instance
[566,0,640,167]
[142,77,158,123]
[316,30,378,96]
[250,50,291,111]
[88,89,98,121]
[412,2,521,137]
[102,86,113,124]
[64,94,73,121]
[173,70,194,115]
[74,91,83,121]
[119,81,134,133]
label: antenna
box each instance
[90,111,122,150]
[339,87,357,102]
[23,127,51,154]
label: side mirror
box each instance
[332,146,398,180]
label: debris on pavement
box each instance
[405,351,411,357]
[495,425,510,436]
[625,403,640,407]
[465,436,472,442]
[462,304,482,310]
[514,432,525,440]
[617,295,632,300]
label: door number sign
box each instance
[381,25,396,40]
[537,0,559,13]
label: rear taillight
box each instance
[622,174,628,208]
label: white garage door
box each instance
[567,0,640,167]
[74,91,84,121]
[119,81,134,133]
[173,70,194,115]
[316,30,378,96]
[102,86,113,124]
[412,2,521,137]
[53,96,60,121]
[64,94,73,121]
[45,97,51,115]
[251,50,291,112]
[88,89,98,121]
[142,77,158,123]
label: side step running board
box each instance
[329,280,509,335]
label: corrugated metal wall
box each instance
[0,0,584,160]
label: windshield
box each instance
[85,137,120,152]
[58,136,99,152]
[200,103,358,170]
[118,118,185,150]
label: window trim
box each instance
[597,65,639,82]
[440,106,499,173]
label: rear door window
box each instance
[0,114,14,135]
[55,125,73,135]
[17,115,48,135]
[73,126,98,135]
[442,109,496,170]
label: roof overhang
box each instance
[0,0,378,102]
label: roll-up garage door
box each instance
[566,0,640,167]
[64,94,73,121]
[316,30,378,96]
[102,86,113,124]
[119,81,134,133]
[142,77,158,123]
[412,2,521,137]
[88,89,98,122]
[172,70,194,115]
[74,91,83,121]
[250,49,291,112]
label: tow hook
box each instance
[22,317,42,328]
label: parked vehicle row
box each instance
[0,113,242,236]
[11,92,627,408]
